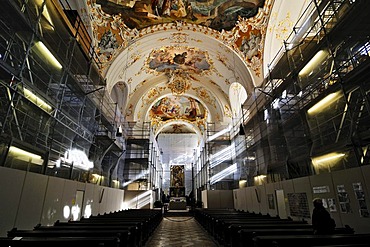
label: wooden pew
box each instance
[194,209,263,231]
[310,245,370,247]
[76,218,151,240]
[223,222,312,246]
[233,228,315,247]
[0,236,121,247]
[194,209,274,236]
[7,228,130,247]
[4,209,163,247]
[232,226,355,247]
[253,233,370,247]
[53,220,144,245]
[83,210,162,237]
[193,208,311,246]
[216,218,307,244]
[51,209,163,246]
[33,224,140,247]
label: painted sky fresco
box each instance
[96,0,265,31]
[148,46,210,73]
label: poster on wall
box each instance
[337,185,351,213]
[313,186,330,194]
[327,198,337,212]
[353,182,369,217]
[287,193,310,218]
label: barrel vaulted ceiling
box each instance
[82,0,309,137]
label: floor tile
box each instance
[145,216,220,247]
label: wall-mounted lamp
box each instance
[34,41,62,69]
[307,92,340,114]
[312,152,346,172]
[312,152,345,164]
[299,50,328,77]
[9,146,42,160]
[23,88,53,113]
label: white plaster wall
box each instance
[0,167,129,237]
[232,167,370,234]
[40,176,65,226]
[0,167,25,236]
[15,172,48,229]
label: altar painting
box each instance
[171,165,185,187]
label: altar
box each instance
[168,165,187,210]
[169,197,187,210]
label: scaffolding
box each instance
[0,0,124,188]
[240,0,370,184]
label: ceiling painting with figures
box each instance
[95,0,265,31]
[149,95,206,122]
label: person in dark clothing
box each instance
[312,198,336,234]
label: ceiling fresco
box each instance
[148,46,210,73]
[149,95,206,122]
[95,0,265,31]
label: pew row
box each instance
[253,233,370,247]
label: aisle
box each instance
[145,216,220,247]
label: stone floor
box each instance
[144,215,220,247]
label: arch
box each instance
[110,81,128,109]
[154,120,204,149]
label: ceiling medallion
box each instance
[167,69,190,95]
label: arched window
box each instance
[229,82,247,119]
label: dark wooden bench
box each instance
[53,220,144,245]
[253,233,370,247]
[216,218,307,244]
[223,222,312,246]
[33,224,141,246]
[310,245,370,247]
[194,209,278,236]
[233,228,315,247]
[7,228,131,247]
[232,226,355,247]
[4,209,163,247]
[193,208,312,246]
[194,209,267,231]
[58,209,162,245]
[76,218,152,240]
[0,236,121,247]
[80,214,162,237]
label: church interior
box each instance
[1,0,370,246]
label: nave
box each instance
[145,214,219,247]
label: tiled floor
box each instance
[145,216,220,247]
